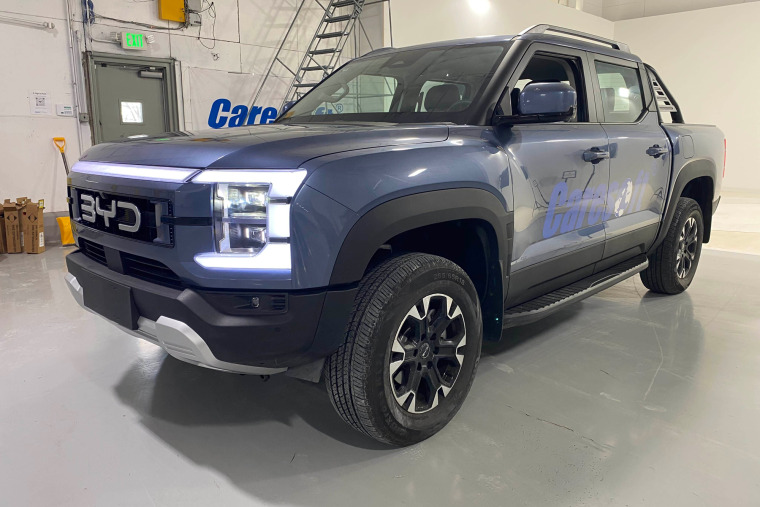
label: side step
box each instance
[503,255,649,328]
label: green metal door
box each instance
[87,54,179,144]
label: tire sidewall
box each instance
[673,202,704,291]
[365,260,482,443]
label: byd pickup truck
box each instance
[65,25,725,445]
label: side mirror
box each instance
[494,82,577,126]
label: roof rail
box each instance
[518,24,630,53]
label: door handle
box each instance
[646,144,669,158]
[583,147,610,164]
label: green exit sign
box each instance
[121,32,147,50]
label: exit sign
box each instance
[121,32,147,50]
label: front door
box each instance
[589,56,670,268]
[500,45,610,306]
[87,53,179,143]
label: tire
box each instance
[325,253,482,446]
[640,197,704,294]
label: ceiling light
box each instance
[468,0,491,14]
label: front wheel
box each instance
[640,197,704,294]
[325,253,482,446]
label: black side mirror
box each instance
[494,82,577,126]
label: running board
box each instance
[503,255,649,328]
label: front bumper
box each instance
[66,251,356,373]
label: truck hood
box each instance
[80,123,450,169]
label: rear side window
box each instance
[595,61,645,123]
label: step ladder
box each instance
[253,0,367,110]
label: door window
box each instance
[594,61,645,123]
[501,53,587,122]
[120,101,144,124]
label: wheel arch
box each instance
[650,158,716,253]
[330,188,514,341]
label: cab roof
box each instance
[362,24,642,63]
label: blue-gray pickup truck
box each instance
[65,25,725,445]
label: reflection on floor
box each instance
[1,246,759,506]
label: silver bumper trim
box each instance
[65,273,287,375]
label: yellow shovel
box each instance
[53,137,75,245]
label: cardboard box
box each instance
[22,200,45,254]
[0,208,6,254]
[2,200,22,253]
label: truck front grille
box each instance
[80,239,107,266]
[79,238,185,290]
[121,253,184,290]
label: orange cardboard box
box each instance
[22,200,45,254]
[2,200,22,253]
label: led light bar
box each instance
[192,170,307,198]
[194,243,291,271]
[71,161,198,182]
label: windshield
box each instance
[278,43,510,124]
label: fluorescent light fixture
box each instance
[192,170,307,198]
[72,161,197,183]
[194,243,291,271]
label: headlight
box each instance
[191,170,307,270]
[216,184,268,253]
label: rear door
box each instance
[589,55,670,268]
[501,44,610,306]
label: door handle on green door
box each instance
[583,147,610,164]
[646,144,669,158]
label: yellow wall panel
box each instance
[158,0,186,23]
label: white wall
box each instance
[0,0,384,212]
[387,0,614,47]
[601,0,758,21]
[615,2,760,191]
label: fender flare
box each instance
[329,188,513,292]
[650,158,715,253]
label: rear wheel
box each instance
[325,253,482,446]
[640,197,704,294]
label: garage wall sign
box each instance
[185,67,281,130]
[207,99,278,128]
[29,91,51,116]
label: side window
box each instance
[594,61,645,123]
[500,54,587,122]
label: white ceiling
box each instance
[595,0,760,21]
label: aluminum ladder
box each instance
[253,0,367,109]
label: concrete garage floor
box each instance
[1,245,759,506]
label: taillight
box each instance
[723,138,727,178]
